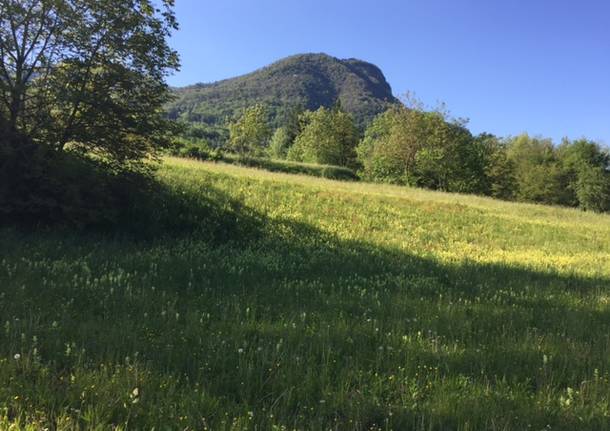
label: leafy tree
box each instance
[575,166,610,212]
[505,134,570,205]
[288,106,358,167]
[280,103,305,145]
[356,106,406,183]
[357,106,428,185]
[0,0,179,225]
[0,0,179,171]
[474,133,516,200]
[357,105,485,193]
[228,104,271,157]
[557,138,610,211]
[414,115,484,193]
[267,127,291,159]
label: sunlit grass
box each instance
[1,156,610,430]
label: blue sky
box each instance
[168,0,610,144]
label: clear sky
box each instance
[167,0,610,144]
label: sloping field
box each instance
[1,157,610,430]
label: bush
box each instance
[320,165,360,181]
[0,132,148,227]
[168,140,223,162]
[181,144,223,162]
[220,154,359,181]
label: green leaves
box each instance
[576,166,610,212]
[504,134,610,210]
[267,127,291,159]
[356,106,483,193]
[228,104,271,157]
[0,0,179,172]
[288,106,359,168]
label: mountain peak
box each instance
[167,53,398,129]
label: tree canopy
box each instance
[287,106,359,167]
[0,0,179,225]
[354,105,610,212]
[0,0,179,171]
[228,104,271,157]
[356,105,486,193]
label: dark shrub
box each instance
[321,165,359,181]
[220,154,359,181]
[0,131,147,228]
[170,141,223,162]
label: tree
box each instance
[0,0,179,225]
[575,166,610,212]
[288,106,358,167]
[228,104,271,157]
[267,127,290,159]
[413,114,483,193]
[356,106,405,183]
[357,104,485,193]
[557,138,610,211]
[474,133,516,200]
[280,103,304,145]
[505,134,570,205]
[0,0,179,171]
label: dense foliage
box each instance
[356,105,487,194]
[0,0,178,225]
[502,134,610,211]
[288,106,359,167]
[0,132,151,226]
[267,127,291,159]
[228,104,271,157]
[355,105,610,212]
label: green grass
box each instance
[174,144,359,181]
[219,154,359,181]
[1,156,610,430]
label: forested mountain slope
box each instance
[166,53,398,129]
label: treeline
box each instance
[177,102,610,213]
[358,106,610,212]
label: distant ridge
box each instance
[166,53,399,129]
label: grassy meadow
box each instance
[2,156,610,430]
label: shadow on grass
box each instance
[1,182,610,430]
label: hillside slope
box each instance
[166,53,399,129]
[1,158,610,430]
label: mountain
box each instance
[166,53,399,132]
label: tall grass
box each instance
[172,144,359,181]
[1,157,609,430]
